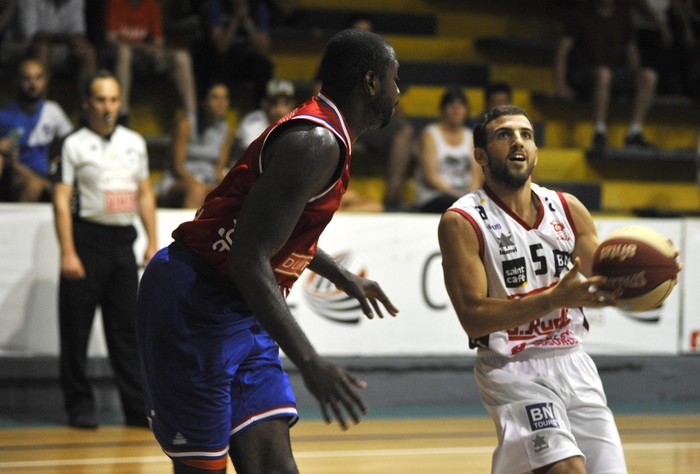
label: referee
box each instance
[52,70,157,429]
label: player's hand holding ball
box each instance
[592,225,682,311]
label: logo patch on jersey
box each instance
[497,232,517,255]
[533,434,549,453]
[526,402,560,431]
[550,220,571,241]
[502,257,527,288]
[212,219,238,252]
[553,250,571,278]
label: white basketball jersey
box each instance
[448,183,589,357]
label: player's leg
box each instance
[136,243,257,471]
[566,351,627,474]
[137,243,288,472]
[229,418,298,474]
[533,456,586,474]
[474,351,585,474]
[226,320,299,472]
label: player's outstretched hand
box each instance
[301,356,368,430]
[552,257,619,308]
[336,272,399,319]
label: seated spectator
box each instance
[0,0,16,42]
[234,78,383,212]
[193,0,274,108]
[105,0,197,122]
[414,87,482,214]
[231,78,296,159]
[554,0,657,149]
[484,81,513,110]
[468,81,513,128]
[0,57,73,202]
[353,112,415,212]
[16,0,96,96]
[159,82,234,208]
[633,0,695,95]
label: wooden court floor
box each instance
[0,414,698,473]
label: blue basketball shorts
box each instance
[136,243,298,468]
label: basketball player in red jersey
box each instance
[136,29,400,473]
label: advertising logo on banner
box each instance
[287,213,471,357]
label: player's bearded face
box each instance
[487,154,534,189]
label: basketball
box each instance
[591,225,679,312]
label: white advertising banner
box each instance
[681,219,700,353]
[0,205,689,357]
[286,213,471,357]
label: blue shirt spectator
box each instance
[0,58,73,202]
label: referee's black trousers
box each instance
[58,218,146,425]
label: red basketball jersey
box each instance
[172,94,353,295]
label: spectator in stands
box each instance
[231,78,296,160]
[414,87,483,213]
[105,0,198,123]
[16,0,96,96]
[0,57,73,202]
[193,0,274,108]
[681,0,700,97]
[484,81,513,110]
[554,0,657,149]
[0,0,16,42]
[238,78,384,213]
[633,0,695,95]
[468,81,514,129]
[53,69,156,429]
[159,82,235,208]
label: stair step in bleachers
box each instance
[399,62,489,88]
[277,8,436,37]
[272,36,480,83]
[475,36,558,66]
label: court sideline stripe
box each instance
[0,442,699,469]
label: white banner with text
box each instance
[0,205,692,357]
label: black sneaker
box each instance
[624,133,654,149]
[68,412,99,429]
[592,131,607,149]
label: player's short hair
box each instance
[473,105,532,149]
[318,29,395,97]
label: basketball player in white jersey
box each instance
[438,105,626,473]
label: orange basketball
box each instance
[591,226,679,312]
